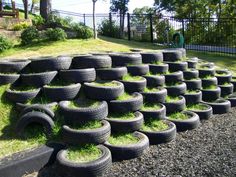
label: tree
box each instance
[40,0,51,20]
[30,0,39,13]
[110,0,129,38]
[92,0,98,39]
[22,0,28,19]
[131,6,155,26]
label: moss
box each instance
[108,133,140,145]
[116,92,133,101]
[66,144,102,163]
[70,120,102,130]
[107,112,135,120]
[122,74,144,81]
[69,100,99,108]
[168,112,189,120]
[141,103,162,111]
[141,119,169,132]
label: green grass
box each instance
[165,82,181,87]
[168,112,189,120]
[10,86,38,92]
[187,104,209,110]
[116,92,133,101]
[145,72,162,76]
[108,133,140,146]
[141,119,169,132]
[215,71,228,76]
[45,80,74,88]
[66,144,102,163]
[201,75,214,79]
[220,82,232,86]
[93,81,119,87]
[202,85,217,90]
[186,90,200,94]
[70,121,102,130]
[69,100,99,109]
[143,87,160,92]
[165,96,181,103]
[107,112,135,120]
[141,103,162,111]
[122,74,144,81]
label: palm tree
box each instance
[92,0,98,39]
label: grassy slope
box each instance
[0,36,235,158]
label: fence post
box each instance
[150,14,154,43]
[181,19,185,48]
[83,13,86,26]
[127,13,131,41]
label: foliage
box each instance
[72,24,93,39]
[45,28,67,41]
[12,22,30,31]
[46,11,73,28]
[21,26,40,45]
[0,35,13,53]
[98,19,120,38]
[32,15,45,27]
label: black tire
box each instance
[167,111,200,131]
[62,120,111,145]
[163,50,182,62]
[187,60,198,69]
[187,103,213,120]
[140,120,176,145]
[201,87,221,101]
[56,145,112,177]
[104,132,149,160]
[184,79,202,90]
[231,78,236,92]
[141,52,163,64]
[219,83,234,97]
[127,64,149,76]
[183,69,199,80]
[15,111,54,136]
[141,88,167,103]
[227,94,236,107]
[165,82,187,96]
[106,111,144,132]
[0,59,30,73]
[6,88,40,103]
[183,90,202,104]
[120,78,147,93]
[20,104,55,118]
[166,61,188,72]
[21,71,57,87]
[140,103,166,120]
[109,92,143,113]
[43,83,81,101]
[201,99,231,114]
[0,73,20,85]
[164,71,183,83]
[149,64,169,74]
[59,68,96,83]
[16,102,58,112]
[84,81,124,100]
[29,56,72,72]
[96,67,127,80]
[110,53,142,67]
[215,70,232,85]
[72,55,112,69]
[59,100,108,124]
[201,77,218,87]
[143,75,165,87]
[163,96,186,114]
[199,68,215,78]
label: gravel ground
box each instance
[30,107,236,177]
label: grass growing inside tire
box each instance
[220,82,232,86]
[145,72,162,76]
[186,90,199,94]
[122,74,144,81]
[141,119,169,132]
[93,81,120,87]
[69,100,99,108]
[66,144,102,163]
[108,133,140,145]
[10,86,38,92]
[141,103,162,111]
[165,96,182,102]
[187,104,209,110]
[165,82,182,87]
[107,112,135,120]
[202,75,214,79]
[202,85,217,90]
[70,120,102,130]
[215,71,228,76]
[143,87,160,92]
[168,112,189,120]
[116,92,133,101]
[45,80,74,88]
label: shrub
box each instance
[72,24,93,39]
[32,15,45,27]
[0,35,12,53]
[45,28,67,41]
[98,19,120,38]
[12,22,30,31]
[46,12,73,28]
[21,26,39,45]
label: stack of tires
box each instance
[1,49,236,177]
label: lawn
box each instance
[0,36,235,159]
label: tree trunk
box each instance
[23,0,28,19]
[93,1,97,39]
[40,0,51,20]
[30,2,35,13]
